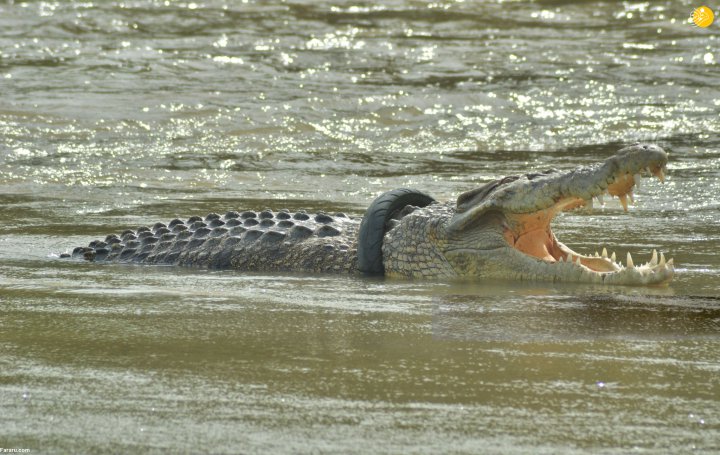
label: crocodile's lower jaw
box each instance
[531,241,676,285]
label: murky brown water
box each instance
[1,0,719,453]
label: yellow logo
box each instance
[691,6,715,27]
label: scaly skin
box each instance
[69,210,360,273]
[66,144,674,285]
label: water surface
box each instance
[1,0,719,453]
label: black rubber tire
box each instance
[357,188,436,275]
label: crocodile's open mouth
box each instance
[502,163,674,283]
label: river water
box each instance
[1,0,719,453]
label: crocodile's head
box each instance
[442,143,673,285]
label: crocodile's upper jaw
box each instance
[447,144,674,285]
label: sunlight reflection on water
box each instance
[1,0,719,453]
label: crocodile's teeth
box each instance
[667,258,674,267]
[627,252,634,268]
[611,252,616,262]
[619,194,629,212]
[601,247,608,258]
[659,252,666,267]
[594,251,599,257]
[575,256,582,267]
[650,249,658,266]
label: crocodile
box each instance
[64,143,674,285]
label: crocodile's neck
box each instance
[382,202,456,278]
